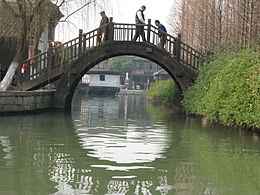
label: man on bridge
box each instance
[98,11,109,44]
[133,5,146,42]
[155,20,167,49]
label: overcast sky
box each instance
[56,0,175,42]
[110,0,173,26]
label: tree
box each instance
[0,0,49,90]
[107,56,134,73]
[169,0,260,52]
[0,0,109,90]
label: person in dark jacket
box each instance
[98,11,109,44]
[155,20,167,49]
[133,5,146,42]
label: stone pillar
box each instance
[78,29,83,55]
[108,17,114,42]
[147,19,151,43]
[175,33,181,63]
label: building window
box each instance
[100,75,105,81]
[150,64,153,70]
[140,64,144,70]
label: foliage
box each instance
[107,56,134,73]
[182,47,260,128]
[169,0,259,52]
[147,79,177,104]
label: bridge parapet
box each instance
[17,19,203,91]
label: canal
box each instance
[0,94,259,194]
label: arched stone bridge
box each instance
[17,18,203,110]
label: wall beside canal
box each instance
[0,90,55,114]
[118,89,147,95]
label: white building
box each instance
[85,70,121,95]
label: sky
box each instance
[110,0,173,27]
[56,0,175,42]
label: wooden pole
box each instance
[47,43,53,74]
[176,33,181,63]
[78,29,83,55]
[108,17,114,42]
[147,19,151,43]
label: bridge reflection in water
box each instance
[68,95,174,194]
[73,95,169,164]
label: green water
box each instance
[0,95,259,195]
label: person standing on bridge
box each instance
[98,11,109,44]
[133,5,146,42]
[155,20,167,49]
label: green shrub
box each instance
[147,79,177,104]
[182,47,260,128]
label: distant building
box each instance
[153,69,170,81]
[86,69,121,95]
[130,57,162,89]
[78,56,168,93]
[94,60,108,69]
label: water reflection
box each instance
[0,95,259,194]
[0,136,14,165]
[72,95,170,165]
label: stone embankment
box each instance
[117,89,147,95]
[0,90,55,114]
[0,89,147,114]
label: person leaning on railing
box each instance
[155,20,167,49]
[97,11,109,44]
[133,5,146,42]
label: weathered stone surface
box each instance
[0,90,55,114]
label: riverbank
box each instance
[146,79,182,107]
[147,47,260,132]
[0,89,147,114]
[0,90,55,114]
[118,89,147,95]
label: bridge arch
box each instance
[54,41,196,110]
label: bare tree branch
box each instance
[169,0,259,52]
[59,0,96,22]
[1,0,21,17]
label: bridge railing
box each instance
[112,20,203,70]
[17,19,203,88]
[18,26,104,85]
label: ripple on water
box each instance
[91,165,154,171]
[73,119,170,166]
